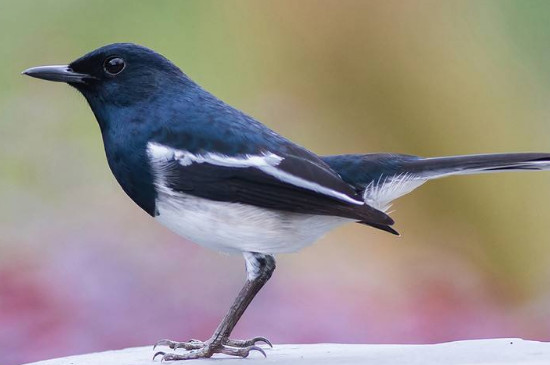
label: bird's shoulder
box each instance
[150,92,286,154]
[148,96,367,204]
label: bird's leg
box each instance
[154,252,276,361]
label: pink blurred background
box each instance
[3,1,550,364]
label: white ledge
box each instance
[23,338,550,365]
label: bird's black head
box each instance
[23,44,194,215]
[23,43,189,111]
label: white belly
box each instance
[155,190,351,254]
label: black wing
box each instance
[148,144,394,231]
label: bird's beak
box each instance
[22,65,91,84]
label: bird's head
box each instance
[23,43,188,110]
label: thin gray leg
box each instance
[154,252,275,361]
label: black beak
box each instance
[22,65,91,84]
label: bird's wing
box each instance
[146,142,394,229]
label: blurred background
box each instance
[2,0,550,364]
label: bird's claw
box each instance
[153,351,166,361]
[225,336,273,348]
[153,344,265,361]
[153,336,271,360]
[220,345,266,358]
[153,339,203,351]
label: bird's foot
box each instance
[153,336,271,361]
[154,336,272,351]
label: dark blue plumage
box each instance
[66,43,394,229]
[322,153,419,189]
[22,43,550,360]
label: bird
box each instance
[22,43,550,361]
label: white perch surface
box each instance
[23,338,550,365]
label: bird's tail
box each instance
[322,152,550,213]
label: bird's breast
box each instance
[103,137,157,216]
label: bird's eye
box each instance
[103,57,125,75]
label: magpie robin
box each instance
[23,43,550,361]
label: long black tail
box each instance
[322,152,550,214]
[392,153,550,177]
